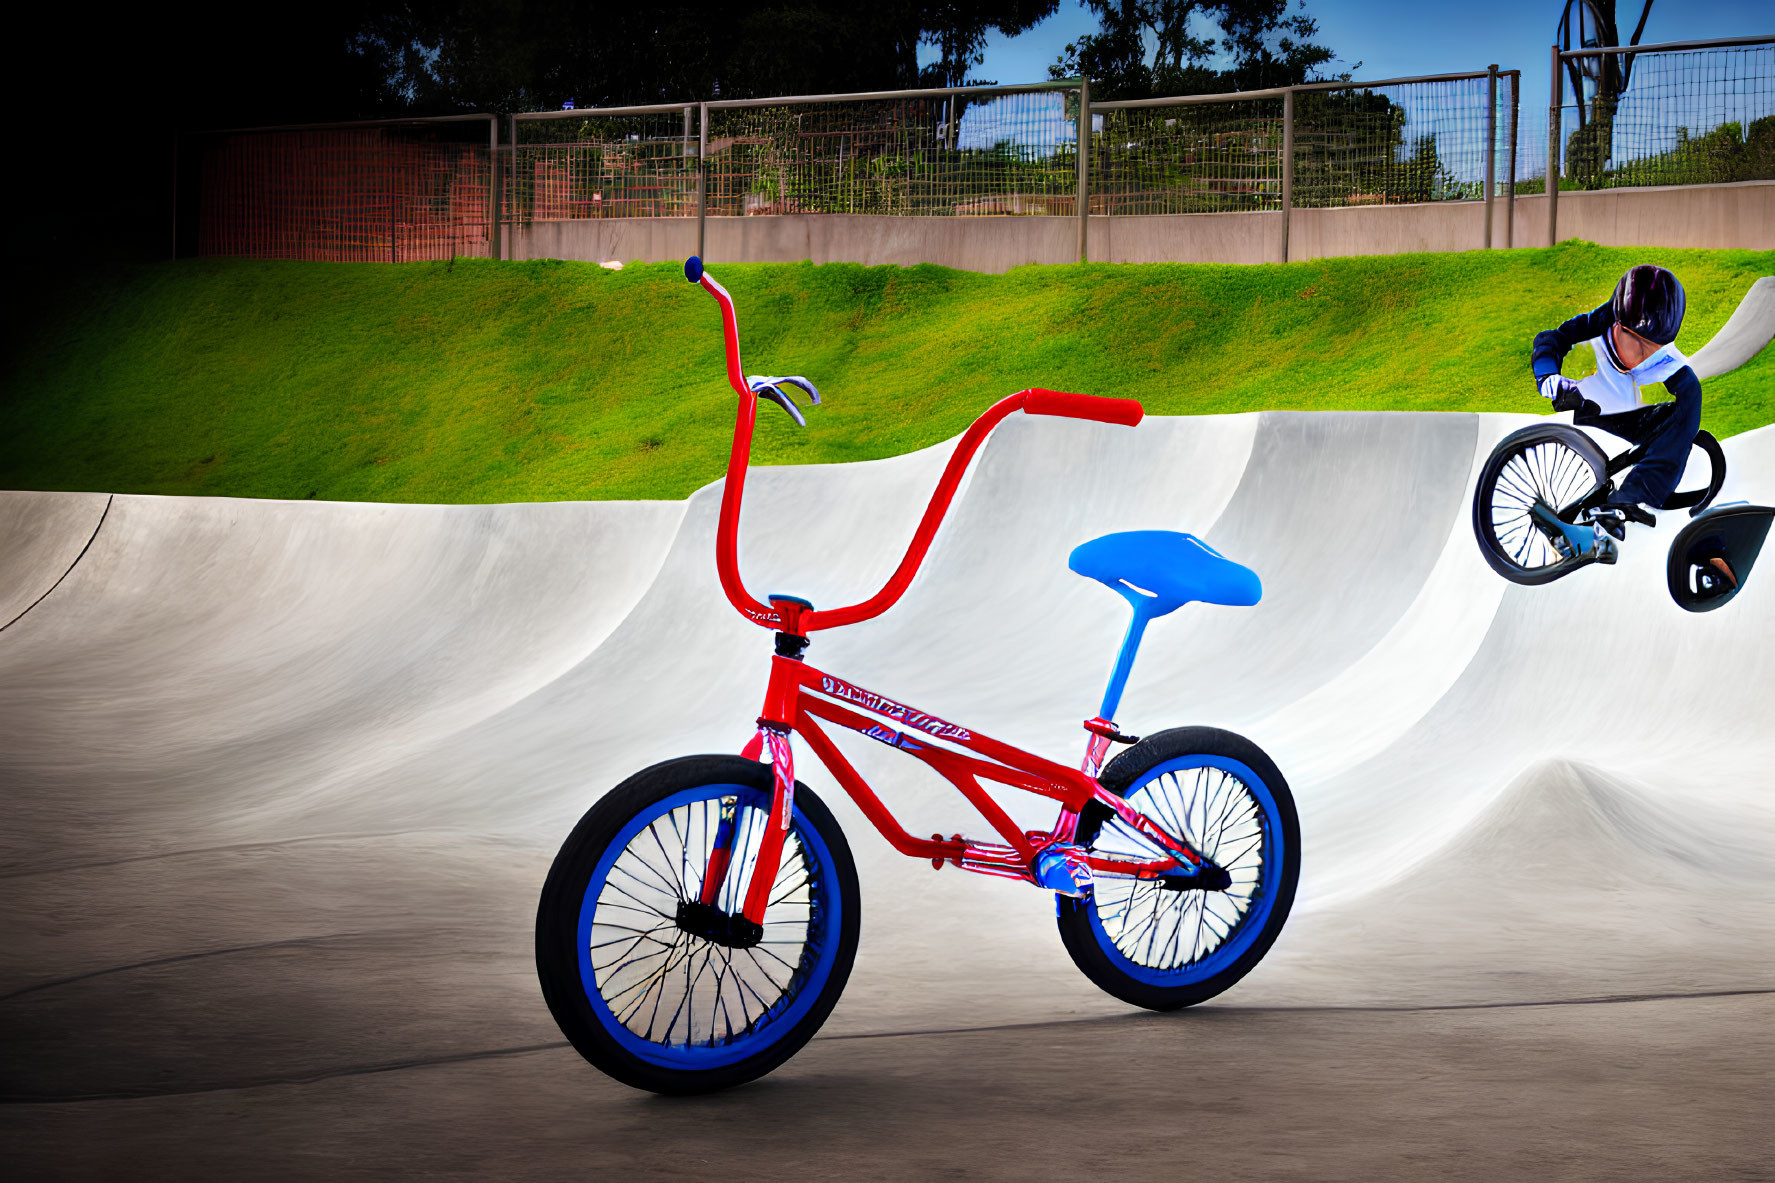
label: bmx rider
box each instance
[1531,263,1697,542]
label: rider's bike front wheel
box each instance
[536,755,860,1095]
[1057,727,1300,1010]
[1472,424,1609,585]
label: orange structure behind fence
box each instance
[192,122,496,262]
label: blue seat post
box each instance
[1069,530,1262,725]
[1098,594,1163,722]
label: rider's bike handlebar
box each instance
[687,256,1144,633]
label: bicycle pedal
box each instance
[1032,845,1092,897]
[1591,534,1618,565]
[1589,510,1627,542]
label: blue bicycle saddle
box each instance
[1068,530,1262,616]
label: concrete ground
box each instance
[3,406,1773,1179]
[7,993,1771,1180]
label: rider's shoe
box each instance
[1589,497,1655,541]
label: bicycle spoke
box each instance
[1091,762,1272,971]
[645,819,688,899]
[590,922,676,953]
[600,876,674,918]
[581,789,830,1052]
[1486,436,1605,575]
[610,855,679,902]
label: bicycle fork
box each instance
[695,725,795,936]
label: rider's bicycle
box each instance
[534,259,1301,1095]
[1471,404,1726,586]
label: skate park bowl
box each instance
[2,284,1772,1177]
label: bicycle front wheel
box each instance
[1472,424,1608,585]
[1058,727,1299,1010]
[536,755,860,1094]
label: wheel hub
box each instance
[675,900,764,948]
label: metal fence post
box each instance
[1548,43,1562,246]
[488,115,501,260]
[1484,65,1497,248]
[697,101,709,260]
[1506,71,1519,248]
[1076,76,1090,263]
[1280,87,1294,263]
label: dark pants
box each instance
[1575,392,1702,509]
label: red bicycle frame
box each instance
[687,261,1210,927]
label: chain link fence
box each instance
[1556,39,1775,189]
[1091,73,1515,216]
[703,89,1080,217]
[505,107,699,223]
[181,34,1770,263]
[1091,69,1517,229]
[1093,98,1285,214]
[1292,74,1506,206]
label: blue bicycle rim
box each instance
[1084,755,1285,987]
[577,782,843,1069]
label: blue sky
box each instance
[942,2,1772,171]
[967,1,1771,90]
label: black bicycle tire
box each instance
[1056,727,1300,1011]
[535,755,861,1095]
[1660,430,1727,515]
[1471,423,1610,586]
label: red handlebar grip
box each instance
[1022,389,1144,426]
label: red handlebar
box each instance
[689,260,1145,634]
[1023,388,1144,426]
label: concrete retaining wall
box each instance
[1507,180,1775,251]
[500,179,1774,271]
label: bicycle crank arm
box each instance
[1557,480,1614,524]
[1528,502,1616,566]
[1153,861,1233,892]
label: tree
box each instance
[1558,0,1656,182]
[917,2,1060,88]
[353,2,1061,114]
[1048,0,1339,100]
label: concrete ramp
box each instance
[0,491,109,631]
[3,412,1773,1098]
[1692,276,1775,380]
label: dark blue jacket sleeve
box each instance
[1663,363,1702,406]
[1530,301,1615,386]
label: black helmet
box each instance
[1612,264,1686,346]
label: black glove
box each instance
[1539,373,1584,414]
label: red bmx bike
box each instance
[536,259,1301,1094]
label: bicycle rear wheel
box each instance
[1472,424,1609,585]
[536,755,860,1094]
[1057,727,1299,1010]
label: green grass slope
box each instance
[3,243,1771,503]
